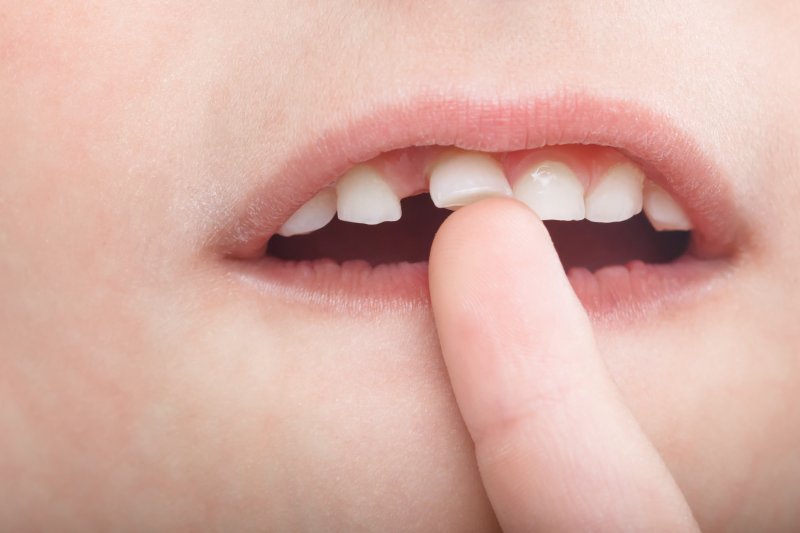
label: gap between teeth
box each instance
[278,150,693,236]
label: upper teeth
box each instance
[584,162,645,223]
[642,181,692,231]
[512,160,585,221]
[335,165,402,225]
[428,151,512,210]
[277,187,337,237]
[276,149,693,236]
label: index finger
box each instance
[429,198,699,532]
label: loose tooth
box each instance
[584,162,645,223]
[429,151,511,210]
[643,181,692,231]
[277,187,337,237]
[336,165,401,225]
[512,161,585,221]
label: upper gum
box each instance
[357,145,638,199]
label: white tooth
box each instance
[584,162,645,223]
[429,151,511,210]
[643,181,692,231]
[512,161,585,221]
[336,165,401,224]
[277,187,337,237]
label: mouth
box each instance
[218,91,741,321]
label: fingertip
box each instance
[429,197,577,320]
[431,197,551,266]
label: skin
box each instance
[431,199,700,531]
[1,1,799,531]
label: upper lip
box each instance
[216,88,740,260]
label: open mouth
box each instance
[219,92,739,320]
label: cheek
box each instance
[0,4,196,265]
[129,295,498,529]
[595,295,800,528]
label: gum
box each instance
[363,144,636,200]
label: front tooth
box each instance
[584,163,645,223]
[512,161,585,221]
[277,187,337,237]
[429,151,511,210]
[643,181,692,231]
[336,165,401,224]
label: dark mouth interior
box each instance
[267,194,690,271]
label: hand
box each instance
[429,198,700,532]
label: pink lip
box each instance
[233,256,730,324]
[217,89,741,318]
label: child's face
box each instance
[2,2,799,530]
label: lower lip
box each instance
[229,254,727,322]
